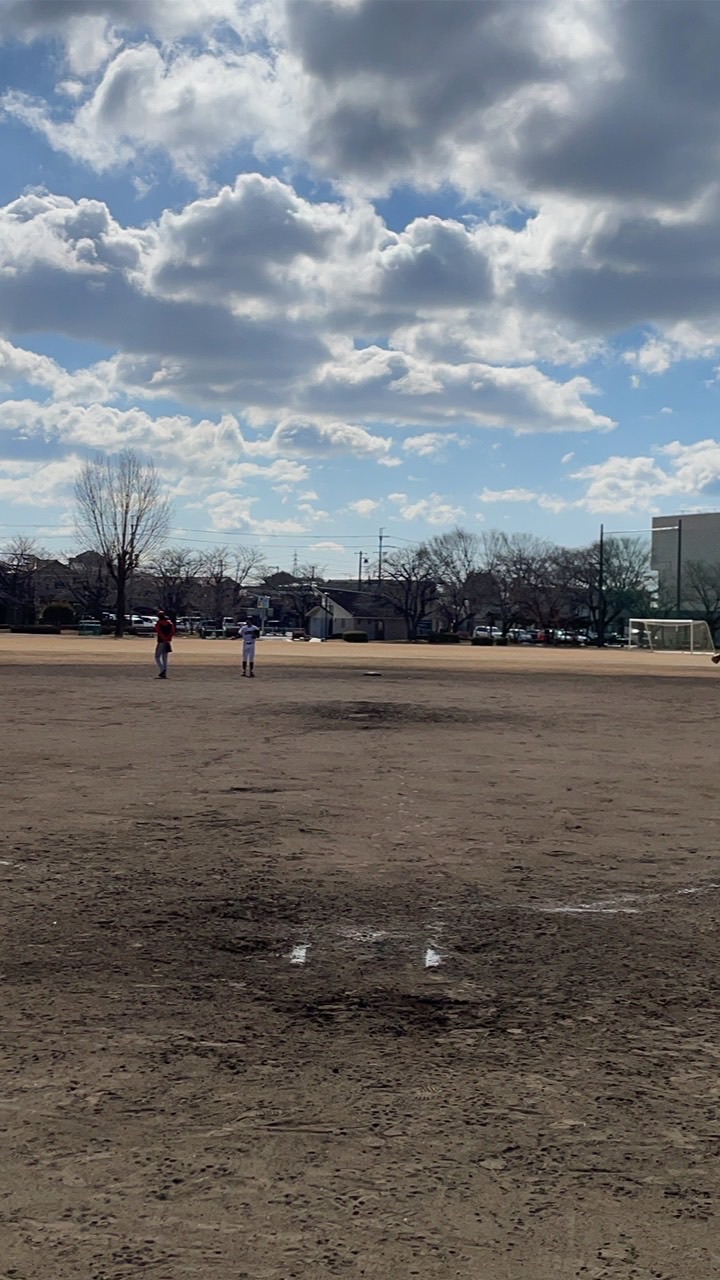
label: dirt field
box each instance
[2,636,720,1279]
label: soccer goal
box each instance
[627,619,715,653]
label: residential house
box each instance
[307,589,408,641]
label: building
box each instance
[652,512,720,612]
[307,589,408,641]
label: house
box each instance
[307,589,407,641]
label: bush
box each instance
[494,636,509,647]
[428,631,461,645]
[11,625,61,635]
[343,630,369,643]
[471,634,494,647]
[41,601,76,627]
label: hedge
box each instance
[343,630,369,643]
[11,625,61,635]
[41,602,76,627]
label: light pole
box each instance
[671,519,676,619]
[596,521,681,644]
[597,523,605,647]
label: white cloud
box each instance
[570,455,671,514]
[301,345,613,433]
[0,339,61,392]
[9,2,720,542]
[2,43,291,180]
[6,0,718,236]
[0,455,81,506]
[0,397,397,483]
[5,2,720,374]
[623,339,674,376]
[0,337,114,402]
[0,400,317,498]
[478,487,538,503]
[660,406,673,415]
[403,432,459,457]
[394,493,465,526]
[0,188,617,437]
[204,492,311,535]
[311,540,345,553]
[570,439,720,514]
[347,498,380,517]
[0,0,242,49]
[267,417,391,460]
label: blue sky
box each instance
[2,0,720,577]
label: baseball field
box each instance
[2,635,719,1279]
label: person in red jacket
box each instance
[154,611,176,679]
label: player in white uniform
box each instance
[239,620,261,677]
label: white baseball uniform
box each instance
[240,624,260,662]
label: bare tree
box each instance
[685,560,720,639]
[197,545,267,625]
[62,551,112,622]
[197,547,233,625]
[484,533,561,631]
[74,450,171,637]
[426,527,483,631]
[382,546,436,641]
[279,563,325,629]
[571,535,654,641]
[231,547,268,612]
[150,547,201,618]
[0,536,45,624]
[602,536,654,633]
[478,532,522,635]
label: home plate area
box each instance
[288,927,445,969]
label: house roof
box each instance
[69,550,105,567]
[319,589,403,619]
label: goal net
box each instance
[627,619,715,653]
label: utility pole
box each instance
[597,522,605,647]
[671,519,676,619]
[377,527,385,584]
[292,549,298,576]
[358,550,364,591]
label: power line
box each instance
[0,521,422,549]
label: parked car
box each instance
[553,630,588,646]
[125,614,156,635]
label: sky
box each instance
[2,0,720,576]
